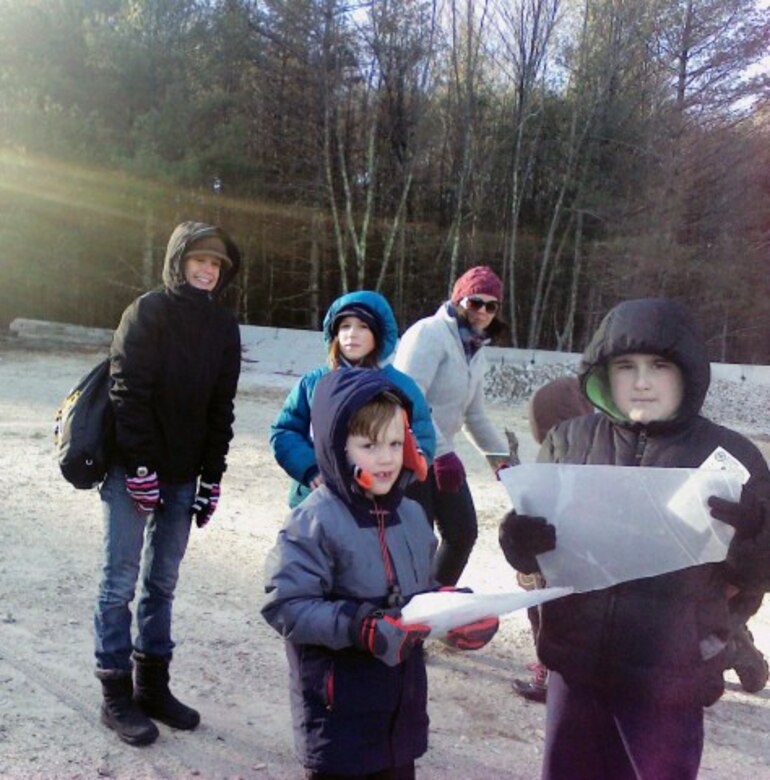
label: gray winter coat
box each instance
[262,368,437,775]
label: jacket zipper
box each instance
[372,501,404,608]
[601,426,648,672]
[633,428,648,465]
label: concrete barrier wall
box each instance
[10,318,770,385]
[9,318,113,347]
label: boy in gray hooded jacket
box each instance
[263,368,498,779]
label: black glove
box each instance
[350,604,431,667]
[499,510,556,574]
[708,484,768,540]
[191,481,221,528]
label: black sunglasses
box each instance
[460,296,500,314]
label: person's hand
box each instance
[499,510,556,574]
[309,475,324,490]
[351,606,431,667]
[192,481,220,528]
[708,485,768,540]
[433,452,465,493]
[445,616,499,650]
[495,461,513,480]
[125,468,160,513]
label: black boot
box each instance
[133,652,200,730]
[98,671,159,746]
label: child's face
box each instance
[184,254,222,291]
[345,408,404,496]
[337,316,376,362]
[608,353,684,423]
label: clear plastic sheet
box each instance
[499,448,748,593]
[400,587,574,636]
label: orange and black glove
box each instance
[436,586,499,650]
[445,616,500,650]
[351,604,431,667]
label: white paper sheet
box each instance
[499,448,748,592]
[400,586,574,636]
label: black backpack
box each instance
[54,358,115,489]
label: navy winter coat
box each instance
[262,369,437,774]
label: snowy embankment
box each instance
[10,317,770,436]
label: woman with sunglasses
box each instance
[394,266,509,585]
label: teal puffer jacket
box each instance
[270,291,436,507]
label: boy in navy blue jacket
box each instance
[263,368,498,780]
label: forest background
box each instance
[0,0,768,362]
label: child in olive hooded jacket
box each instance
[499,298,770,780]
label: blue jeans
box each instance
[94,467,196,672]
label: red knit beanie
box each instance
[451,266,503,304]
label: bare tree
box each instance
[491,0,560,345]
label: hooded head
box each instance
[310,368,418,517]
[162,221,241,297]
[322,291,399,365]
[579,298,710,429]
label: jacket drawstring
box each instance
[372,501,404,608]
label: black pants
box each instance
[306,762,415,780]
[542,671,703,780]
[406,467,477,586]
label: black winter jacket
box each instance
[535,298,770,707]
[109,221,241,483]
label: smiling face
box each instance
[608,353,684,424]
[336,316,377,363]
[345,406,404,496]
[183,253,222,291]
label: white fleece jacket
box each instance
[394,304,507,458]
